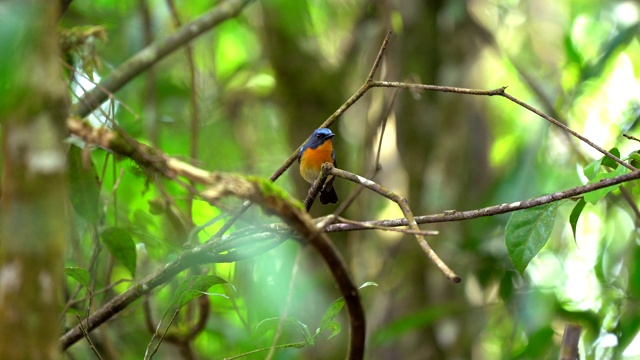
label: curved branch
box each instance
[201,175,365,360]
[71,0,253,118]
[326,164,460,283]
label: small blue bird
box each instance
[298,128,339,205]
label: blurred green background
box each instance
[58,0,640,359]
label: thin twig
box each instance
[225,342,307,359]
[499,91,636,171]
[61,249,271,349]
[336,216,438,236]
[371,81,507,96]
[60,285,83,322]
[623,133,640,143]
[148,309,181,359]
[366,30,392,82]
[76,314,103,360]
[373,89,396,170]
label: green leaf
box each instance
[358,281,378,289]
[584,164,629,204]
[601,148,621,169]
[317,282,377,338]
[174,275,227,308]
[569,198,586,244]
[101,227,136,277]
[506,202,563,275]
[324,321,341,340]
[254,317,314,345]
[583,157,603,180]
[67,145,100,222]
[65,267,90,289]
[628,151,640,169]
[319,297,346,336]
[583,148,621,180]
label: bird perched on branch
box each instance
[298,128,339,205]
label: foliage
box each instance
[24,0,640,359]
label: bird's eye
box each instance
[316,134,322,138]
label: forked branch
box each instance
[322,164,460,283]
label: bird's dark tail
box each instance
[319,186,338,205]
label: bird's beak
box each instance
[325,133,335,140]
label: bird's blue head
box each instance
[304,128,335,150]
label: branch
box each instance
[71,0,252,118]
[303,164,332,212]
[558,323,581,360]
[61,230,287,349]
[370,80,634,172]
[371,80,506,96]
[325,170,640,232]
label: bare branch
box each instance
[371,80,507,96]
[371,80,633,172]
[500,91,635,171]
[366,30,392,82]
[558,323,581,360]
[325,170,640,232]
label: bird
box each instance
[298,128,339,205]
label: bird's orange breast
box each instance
[300,140,334,183]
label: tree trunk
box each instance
[0,1,69,359]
